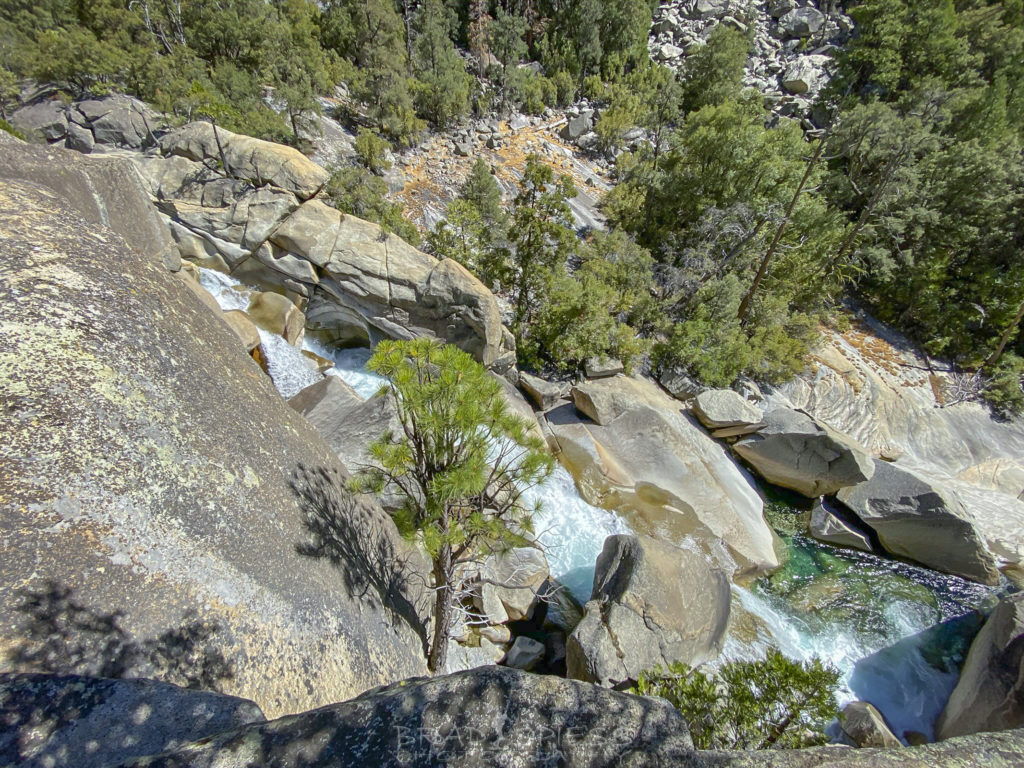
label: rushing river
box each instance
[200,266,998,743]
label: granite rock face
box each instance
[0,143,429,717]
[0,673,264,768]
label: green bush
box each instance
[0,118,24,140]
[633,650,841,750]
[985,354,1024,415]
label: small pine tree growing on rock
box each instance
[634,649,841,750]
[353,338,554,673]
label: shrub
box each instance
[634,650,841,750]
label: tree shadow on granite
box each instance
[8,581,235,692]
[291,463,429,655]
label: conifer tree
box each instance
[354,339,554,673]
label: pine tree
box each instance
[353,339,554,673]
[411,0,471,127]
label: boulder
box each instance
[693,389,764,433]
[71,94,162,149]
[694,0,731,19]
[809,501,872,552]
[474,548,550,624]
[161,121,330,200]
[288,376,395,465]
[10,100,67,142]
[779,8,825,38]
[65,121,95,154]
[658,43,685,61]
[0,673,264,768]
[549,377,778,576]
[561,113,594,141]
[247,291,305,345]
[118,667,695,768]
[733,408,875,497]
[0,162,429,717]
[566,534,730,687]
[504,637,545,671]
[584,357,624,379]
[158,185,299,253]
[222,309,262,353]
[937,592,1024,739]
[519,371,564,411]
[841,701,902,748]
[837,461,1000,585]
[316,214,512,366]
[782,59,822,95]
[659,367,705,401]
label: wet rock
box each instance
[937,592,1024,739]
[809,501,872,552]
[567,534,730,688]
[0,673,265,768]
[247,291,305,345]
[550,377,778,576]
[841,701,903,748]
[733,407,875,497]
[837,460,1000,585]
[222,309,261,353]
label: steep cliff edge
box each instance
[0,140,429,717]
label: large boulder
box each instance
[837,460,1000,585]
[0,673,264,768]
[69,94,164,149]
[733,408,875,497]
[768,326,1024,576]
[247,290,305,345]
[118,666,695,768]
[0,152,429,717]
[314,215,513,366]
[161,121,330,200]
[10,100,68,142]
[566,534,729,688]
[937,593,1024,739]
[549,377,778,576]
[779,7,825,38]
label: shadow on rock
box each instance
[291,463,429,654]
[8,581,234,692]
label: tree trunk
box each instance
[426,546,454,674]
[983,295,1024,371]
[737,139,825,323]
